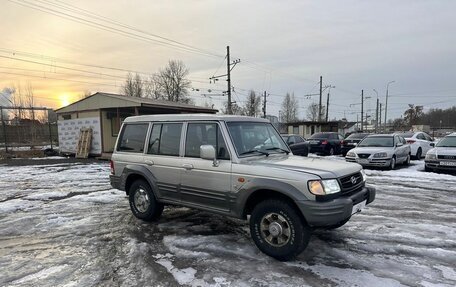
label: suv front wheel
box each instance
[129,179,164,221]
[250,199,311,261]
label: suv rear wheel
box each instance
[250,199,311,261]
[129,179,164,221]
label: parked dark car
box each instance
[340,133,370,156]
[281,134,308,156]
[305,132,344,155]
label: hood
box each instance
[240,155,361,178]
[431,147,456,156]
[350,146,394,155]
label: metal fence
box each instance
[0,106,58,153]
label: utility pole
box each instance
[361,90,364,132]
[326,92,330,122]
[226,46,232,114]
[318,76,323,122]
[210,46,240,115]
[376,98,379,133]
[384,80,395,130]
[379,103,382,132]
[262,91,267,118]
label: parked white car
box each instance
[396,132,434,159]
[346,134,411,170]
[424,133,456,172]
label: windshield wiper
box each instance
[240,149,270,156]
[266,147,290,154]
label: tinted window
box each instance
[295,136,304,143]
[148,123,182,156]
[309,133,331,139]
[118,123,148,153]
[185,123,230,160]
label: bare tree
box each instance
[306,102,325,122]
[242,90,261,117]
[280,92,298,123]
[222,101,244,115]
[121,72,143,97]
[144,75,162,100]
[155,60,192,103]
[78,90,92,100]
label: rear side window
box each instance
[148,123,183,156]
[185,123,230,160]
[117,123,149,153]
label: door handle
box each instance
[144,160,154,166]
[182,164,194,170]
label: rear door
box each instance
[180,122,232,213]
[144,122,183,202]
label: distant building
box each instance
[55,92,217,157]
[412,125,431,133]
[285,120,357,138]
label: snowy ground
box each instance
[0,158,455,287]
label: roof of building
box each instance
[55,92,218,114]
[124,114,270,123]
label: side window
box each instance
[147,123,182,156]
[394,136,400,146]
[185,123,230,160]
[416,133,426,140]
[401,136,406,144]
[295,136,304,143]
[424,134,433,141]
[118,123,149,153]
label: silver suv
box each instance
[110,114,375,261]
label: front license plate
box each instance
[351,200,366,215]
[357,159,369,164]
[440,161,456,166]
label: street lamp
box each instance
[384,81,395,131]
[373,89,379,132]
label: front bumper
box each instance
[346,157,391,167]
[425,160,456,171]
[296,186,376,227]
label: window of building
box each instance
[148,123,182,156]
[117,123,149,153]
[62,115,71,120]
[293,126,299,134]
[185,123,230,160]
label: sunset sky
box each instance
[1,0,455,121]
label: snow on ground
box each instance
[0,158,455,286]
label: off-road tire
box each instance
[129,180,164,222]
[250,199,311,261]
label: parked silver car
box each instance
[425,133,456,172]
[110,114,375,261]
[345,134,411,170]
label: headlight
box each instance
[308,179,341,195]
[373,152,388,158]
[425,153,436,160]
[347,151,356,157]
[360,169,367,182]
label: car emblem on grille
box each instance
[350,176,357,184]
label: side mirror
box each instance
[200,145,219,166]
[396,142,403,147]
[430,143,435,147]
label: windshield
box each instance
[436,136,456,147]
[309,133,331,139]
[227,122,289,157]
[358,136,394,147]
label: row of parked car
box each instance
[281,131,456,172]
